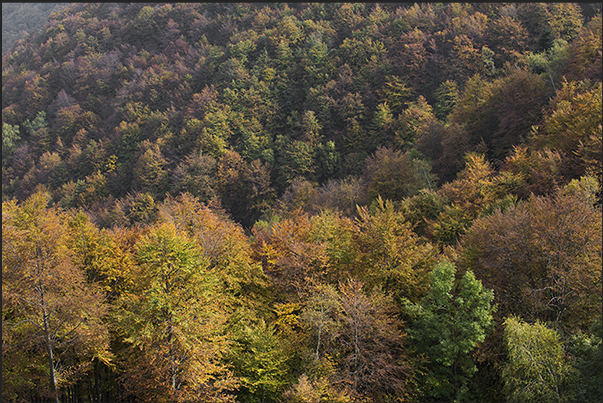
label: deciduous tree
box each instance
[2,192,111,403]
[459,177,602,329]
[113,222,236,402]
[353,197,435,302]
[502,316,575,403]
[334,279,414,402]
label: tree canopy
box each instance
[2,3,601,403]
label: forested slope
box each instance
[2,3,68,55]
[2,3,602,403]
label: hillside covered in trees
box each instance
[2,3,602,403]
[2,3,69,55]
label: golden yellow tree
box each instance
[2,192,111,403]
[112,222,237,402]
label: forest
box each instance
[2,3,69,55]
[2,3,602,403]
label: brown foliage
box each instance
[459,180,602,329]
[334,279,415,402]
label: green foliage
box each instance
[566,318,603,403]
[228,320,292,403]
[276,137,318,189]
[2,123,21,166]
[433,80,459,121]
[22,111,51,153]
[2,3,599,227]
[405,261,495,402]
[315,140,340,183]
[526,39,569,92]
[502,316,575,403]
[1,3,602,402]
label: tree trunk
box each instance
[40,283,59,403]
[315,305,324,360]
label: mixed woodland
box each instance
[2,3,69,55]
[2,3,602,403]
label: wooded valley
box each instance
[2,3,601,402]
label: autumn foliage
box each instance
[2,3,602,403]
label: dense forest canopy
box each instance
[2,3,69,55]
[2,3,602,403]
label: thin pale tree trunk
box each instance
[40,283,59,403]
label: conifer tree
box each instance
[405,261,495,402]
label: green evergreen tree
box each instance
[2,123,21,167]
[567,318,603,403]
[433,80,459,122]
[405,261,495,402]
